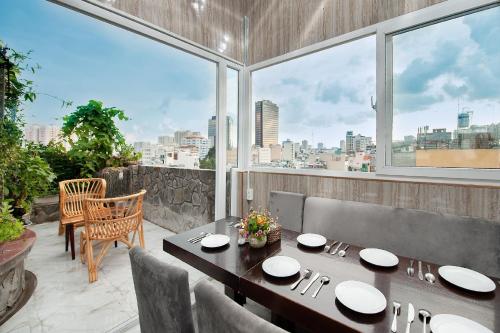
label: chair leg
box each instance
[80,231,86,264]
[58,222,65,236]
[65,225,69,252]
[86,239,97,283]
[69,224,76,260]
[139,223,145,248]
[114,240,118,248]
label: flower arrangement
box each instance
[239,208,276,248]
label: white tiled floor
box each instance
[1,221,217,333]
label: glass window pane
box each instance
[391,6,500,169]
[226,68,238,168]
[252,35,376,172]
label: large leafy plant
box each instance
[1,40,55,219]
[62,100,139,177]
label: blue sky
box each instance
[1,1,499,148]
[253,5,500,146]
[0,0,217,143]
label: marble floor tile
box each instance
[1,220,270,333]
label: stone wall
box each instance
[102,165,216,233]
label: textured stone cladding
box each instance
[98,166,216,232]
[130,166,215,233]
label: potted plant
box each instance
[239,209,275,248]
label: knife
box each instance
[301,272,320,295]
[418,261,424,281]
[330,241,343,255]
[405,303,415,333]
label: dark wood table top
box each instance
[163,217,281,290]
[241,230,500,333]
[164,218,499,333]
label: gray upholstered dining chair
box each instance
[194,280,287,333]
[129,247,195,333]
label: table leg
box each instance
[224,286,246,305]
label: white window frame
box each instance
[244,0,500,183]
[51,0,245,219]
[377,0,500,181]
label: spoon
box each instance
[290,269,312,290]
[407,259,415,277]
[312,276,330,298]
[425,264,435,284]
[418,309,431,333]
[338,245,350,257]
[391,301,401,332]
[325,241,337,253]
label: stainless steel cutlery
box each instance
[418,309,431,333]
[325,241,337,253]
[312,276,330,298]
[407,260,415,277]
[188,232,206,243]
[291,269,312,290]
[338,244,349,257]
[391,301,401,332]
[425,264,435,283]
[301,272,320,295]
[418,261,424,281]
[405,303,415,333]
[330,241,343,255]
[189,232,211,243]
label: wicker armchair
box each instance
[81,190,146,283]
[59,178,107,260]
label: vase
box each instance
[249,234,267,248]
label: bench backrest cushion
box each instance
[303,197,500,278]
[269,191,305,233]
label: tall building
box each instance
[282,139,295,161]
[174,130,193,145]
[457,110,472,129]
[181,135,209,159]
[317,142,324,150]
[255,100,279,148]
[340,140,346,152]
[208,116,217,148]
[158,135,175,145]
[24,124,61,145]
[207,115,236,149]
[346,131,354,154]
[353,134,372,152]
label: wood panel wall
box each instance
[97,0,245,62]
[245,0,446,64]
[239,172,500,223]
[96,0,446,65]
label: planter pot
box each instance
[249,234,267,248]
[0,229,37,325]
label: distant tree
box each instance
[199,147,215,170]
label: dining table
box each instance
[163,217,500,333]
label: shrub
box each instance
[62,100,140,177]
[3,143,55,217]
[33,142,80,194]
[0,201,24,243]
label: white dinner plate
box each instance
[200,234,230,248]
[430,314,493,333]
[335,280,387,314]
[359,248,399,267]
[296,233,327,247]
[262,256,301,278]
[438,266,496,293]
